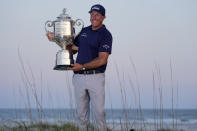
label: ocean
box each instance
[0,109,197,130]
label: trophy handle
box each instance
[73,19,84,38]
[45,20,54,32]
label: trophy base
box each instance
[53,65,73,70]
[54,49,74,71]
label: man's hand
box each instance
[46,31,54,42]
[66,45,78,54]
[68,63,83,71]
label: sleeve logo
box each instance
[102,44,110,49]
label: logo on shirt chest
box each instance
[80,33,88,38]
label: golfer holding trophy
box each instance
[45,8,84,70]
[45,5,113,130]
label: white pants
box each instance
[73,73,107,131]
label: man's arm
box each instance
[69,52,109,71]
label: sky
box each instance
[0,0,196,109]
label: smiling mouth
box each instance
[91,20,98,24]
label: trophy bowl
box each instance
[45,8,84,70]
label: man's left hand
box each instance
[68,63,83,71]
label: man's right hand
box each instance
[66,45,79,54]
[46,31,54,42]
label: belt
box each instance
[74,70,104,74]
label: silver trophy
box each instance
[45,8,84,70]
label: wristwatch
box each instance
[82,65,86,70]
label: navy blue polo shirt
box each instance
[74,25,112,73]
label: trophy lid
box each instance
[57,8,71,20]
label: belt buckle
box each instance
[82,70,97,74]
[93,70,96,74]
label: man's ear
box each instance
[102,16,106,21]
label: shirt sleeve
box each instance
[98,31,113,54]
[73,35,79,47]
[74,27,85,47]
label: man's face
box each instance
[90,11,105,29]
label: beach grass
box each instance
[156,129,185,131]
[0,123,185,131]
[13,50,188,131]
[0,122,114,131]
[1,123,77,131]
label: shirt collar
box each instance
[88,25,106,32]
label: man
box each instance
[47,4,112,131]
